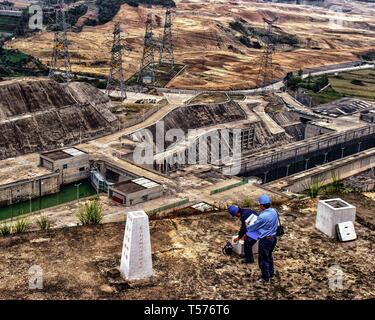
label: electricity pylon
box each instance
[257,16,279,88]
[49,0,72,80]
[137,1,155,85]
[159,6,174,66]
[106,22,127,101]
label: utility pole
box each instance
[75,183,82,204]
[257,16,279,88]
[159,6,174,66]
[106,22,127,101]
[49,0,72,80]
[137,0,155,85]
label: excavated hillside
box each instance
[0,78,118,159]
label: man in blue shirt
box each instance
[228,205,259,264]
[247,194,279,283]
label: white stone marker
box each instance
[120,210,153,280]
[316,198,356,239]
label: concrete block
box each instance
[316,198,356,239]
[231,235,258,256]
[336,221,357,242]
[120,211,153,280]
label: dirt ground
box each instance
[0,194,374,300]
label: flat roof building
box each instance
[40,148,90,185]
[109,177,163,207]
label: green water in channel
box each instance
[0,180,97,222]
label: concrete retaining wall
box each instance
[269,147,375,193]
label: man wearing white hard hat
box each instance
[247,194,279,283]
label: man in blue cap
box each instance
[228,205,259,264]
[246,194,278,283]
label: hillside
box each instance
[6,0,375,90]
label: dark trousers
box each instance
[244,237,257,263]
[258,236,277,280]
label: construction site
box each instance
[0,0,375,301]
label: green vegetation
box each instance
[77,198,104,225]
[0,223,12,237]
[189,92,229,105]
[285,72,329,92]
[228,93,246,101]
[36,216,51,231]
[95,0,176,25]
[0,12,27,35]
[304,179,325,198]
[286,68,375,106]
[0,48,48,78]
[304,173,349,199]
[229,19,299,48]
[329,69,375,101]
[13,218,30,234]
[359,51,375,61]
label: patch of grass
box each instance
[304,179,325,199]
[189,92,229,105]
[36,216,51,231]
[0,223,12,237]
[77,199,104,225]
[13,218,30,234]
[229,94,246,101]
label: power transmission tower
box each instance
[159,6,174,66]
[106,22,127,101]
[49,0,72,80]
[137,1,155,85]
[257,16,279,88]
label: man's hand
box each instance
[233,236,239,243]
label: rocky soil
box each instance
[0,195,374,300]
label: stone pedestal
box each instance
[120,211,153,280]
[231,235,258,255]
[316,198,356,239]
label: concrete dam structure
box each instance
[123,99,293,174]
[0,78,118,159]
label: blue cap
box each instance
[228,205,239,217]
[258,194,271,205]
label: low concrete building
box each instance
[109,178,163,206]
[0,171,60,207]
[40,148,90,185]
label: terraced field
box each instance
[330,69,375,100]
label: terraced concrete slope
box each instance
[0,78,118,159]
[146,100,247,147]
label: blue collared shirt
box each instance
[247,208,278,239]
